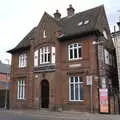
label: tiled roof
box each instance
[8,5,104,53]
[0,62,10,73]
[58,5,102,38]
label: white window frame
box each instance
[40,46,51,64]
[103,30,108,40]
[34,50,38,67]
[51,46,56,64]
[69,76,84,101]
[17,80,25,100]
[19,53,27,68]
[43,30,47,38]
[68,43,82,60]
[104,49,112,65]
[104,49,109,64]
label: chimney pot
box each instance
[67,4,75,17]
[53,10,61,20]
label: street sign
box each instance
[86,75,92,85]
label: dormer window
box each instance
[84,19,89,24]
[43,30,47,38]
[78,21,83,26]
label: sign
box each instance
[69,64,81,68]
[86,75,92,85]
[99,88,109,113]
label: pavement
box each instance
[0,109,120,120]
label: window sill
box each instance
[69,100,84,102]
[18,67,27,68]
[69,57,83,61]
[16,98,26,101]
[64,100,85,105]
[39,63,55,66]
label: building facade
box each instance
[0,60,10,108]
[8,5,119,113]
[112,21,120,113]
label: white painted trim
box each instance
[68,43,82,60]
[34,50,38,67]
[69,76,84,101]
[51,46,56,64]
[40,46,50,64]
[17,80,25,100]
[19,53,27,68]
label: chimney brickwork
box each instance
[67,4,75,17]
[53,10,61,20]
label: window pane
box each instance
[69,43,82,60]
[40,46,51,64]
[74,49,77,58]
[45,54,47,62]
[70,77,74,82]
[80,84,84,100]
[75,84,79,100]
[69,76,84,101]
[21,86,23,98]
[18,85,20,98]
[78,48,81,58]
[19,54,27,67]
[74,43,77,47]
[75,77,78,82]
[17,80,25,99]
[71,84,74,100]
[78,44,81,47]
[42,54,43,62]
[70,49,73,59]
[48,53,51,62]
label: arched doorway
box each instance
[41,80,49,108]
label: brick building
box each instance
[8,5,119,113]
[0,60,10,108]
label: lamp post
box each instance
[4,59,10,109]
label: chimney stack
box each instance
[67,4,75,17]
[53,10,61,20]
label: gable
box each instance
[94,6,114,49]
[35,12,60,46]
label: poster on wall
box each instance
[99,88,109,113]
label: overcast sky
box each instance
[0,0,120,64]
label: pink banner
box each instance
[99,89,109,113]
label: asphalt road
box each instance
[0,109,120,120]
[0,110,80,120]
